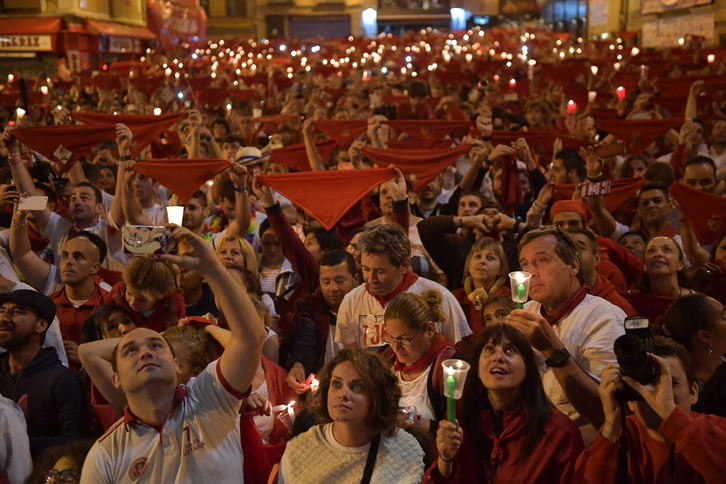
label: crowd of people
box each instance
[0,24,726,484]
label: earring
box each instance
[709,346,714,355]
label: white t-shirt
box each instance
[335,276,471,349]
[524,294,625,446]
[142,204,168,226]
[81,360,246,484]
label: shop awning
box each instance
[0,17,62,34]
[84,20,156,40]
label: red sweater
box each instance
[424,405,583,484]
[575,407,726,484]
[591,274,636,316]
[103,281,185,333]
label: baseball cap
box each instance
[0,290,56,323]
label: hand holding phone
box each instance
[18,195,48,211]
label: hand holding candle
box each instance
[509,271,532,309]
[442,359,470,424]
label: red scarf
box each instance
[257,167,396,230]
[150,130,182,159]
[595,118,684,154]
[383,120,474,148]
[500,154,523,214]
[12,125,116,171]
[133,159,230,203]
[361,144,471,192]
[387,138,453,150]
[365,270,420,308]
[129,76,165,97]
[269,139,337,172]
[314,120,369,148]
[669,182,726,245]
[70,112,186,158]
[552,176,646,214]
[393,333,457,374]
[540,285,589,326]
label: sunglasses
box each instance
[43,469,78,482]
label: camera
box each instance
[614,316,654,401]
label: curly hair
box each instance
[316,347,401,437]
[357,224,411,268]
[25,439,95,484]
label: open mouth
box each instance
[490,368,508,375]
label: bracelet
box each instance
[481,136,492,141]
[12,218,26,226]
[234,186,248,193]
[8,156,23,166]
[440,455,455,463]
[587,172,603,180]
[513,219,521,233]
[533,200,546,210]
[413,414,422,425]
[119,155,131,161]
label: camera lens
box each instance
[614,334,653,385]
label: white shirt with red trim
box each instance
[80,360,247,484]
[335,276,471,350]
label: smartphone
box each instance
[595,141,626,158]
[18,195,48,211]
[123,225,177,255]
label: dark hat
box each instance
[0,290,56,323]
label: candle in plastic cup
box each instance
[166,206,184,226]
[446,369,456,423]
[588,91,597,104]
[153,107,162,116]
[567,100,577,114]
[442,359,471,423]
[616,86,626,101]
[509,271,532,309]
[708,54,716,64]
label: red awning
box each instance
[84,20,156,40]
[0,17,62,34]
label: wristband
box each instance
[8,156,23,166]
[12,218,26,226]
[533,200,546,210]
[481,136,492,141]
[513,219,521,233]
[119,155,131,161]
[234,186,248,193]
[586,172,603,181]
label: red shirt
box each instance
[52,282,107,345]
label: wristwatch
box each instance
[545,348,571,368]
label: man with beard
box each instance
[411,175,445,218]
[0,290,83,459]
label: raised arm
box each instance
[302,118,325,171]
[77,337,127,413]
[120,160,153,226]
[108,124,132,226]
[1,128,52,231]
[225,163,251,238]
[8,207,51,291]
[163,226,265,394]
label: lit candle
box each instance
[15,107,25,121]
[7,74,13,83]
[165,68,172,77]
[631,47,640,57]
[310,377,320,392]
[153,107,161,116]
[508,78,517,88]
[708,54,716,64]
[517,283,525,309]
[590,65,598,76]
[567,100,577,114]
[588,91,597,104]
[271,404,288,412]
[616,86,626,100]
[446,367,456,423]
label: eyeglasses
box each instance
[43,469,78,482]
[382,328,422,347]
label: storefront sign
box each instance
[0,34,53,51]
